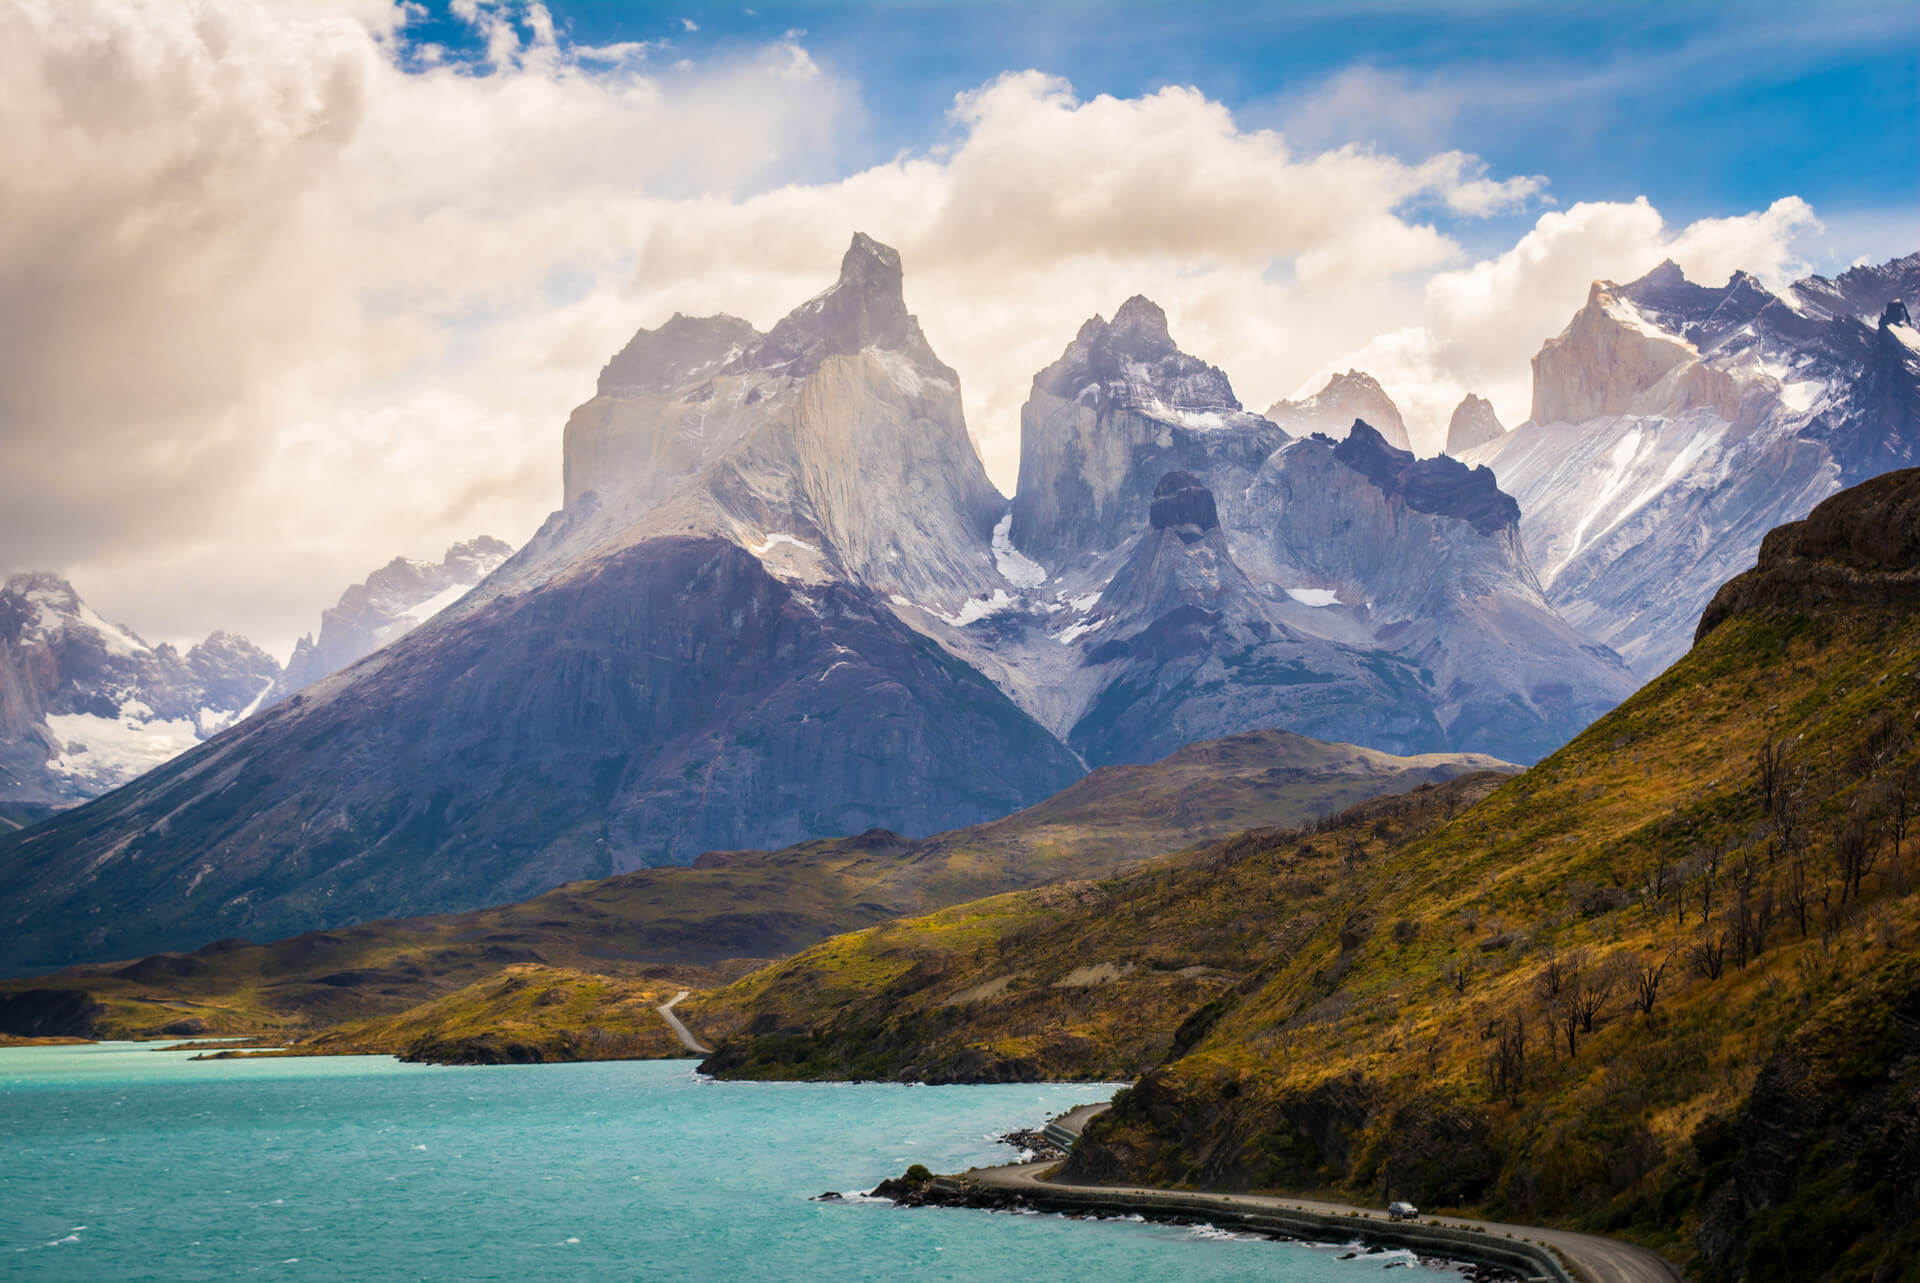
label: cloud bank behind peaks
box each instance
[1342,195,1822,443]
[0,1,1826,656]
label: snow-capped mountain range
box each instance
[1464,253,1920,675]
[0,575,278,802]
[0,538,511,804]
[1,234,1913,972]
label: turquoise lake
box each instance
[1,1043,1463,1280]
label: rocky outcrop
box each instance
[1444,394,1505,455]
[1268,370,1412,452]
[0,987,102,1037]
[1330,423,1519,535]
[1070,469,1450,765]
[272,536,513,702]
[562,232,1006,616]
[1690,956,1920,1280]
[989,300,1632,766]
[1242,426,1634,763]
[734,232,953,380]
[1696,466,1920,639]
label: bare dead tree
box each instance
[1535,944,1567,1005]
[1631,954,1670,1015]
[1688,931,1727,981]
[1757,736,1787,817]
[1443,956,1473,996]
[1884,767,1915,871]
[1698,846,1722,927]
[1835,813,1880,904]
[1552,991,1582,1058]
[1782,847,1815,937]
[1487,1012,1528,1103]
[1570,958,1617,1034]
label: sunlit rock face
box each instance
[1471,252,1920,677]
[1444,394,1506,456]
[561,233,1005,616]
[1267,369,1413,452]
[0,574,280,804]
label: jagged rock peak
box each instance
[1697,467,1920,640]
[1883,299,1913,329]
[1110,295,1178,359]
[1790,252,1920,323]
[1267,370,1412,452]
[598,312,761,396]
[736,232,953,380]
[1149,471,1220,534]
[1033,296,1240,414]
[1445,393,1506,455]
[1333,421,1520,536]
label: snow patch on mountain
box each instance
[44,707,201,792]
[992,515,1047,588]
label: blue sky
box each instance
[403,0,1918,269]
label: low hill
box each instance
[294,966,689,1065]
[695,469,1920,1280]
[0,729,1503,1039]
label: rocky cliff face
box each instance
[1443,393,1505,455]
[1267,369,1413,452]
[561,234,1005,617]
[1241,426,1633,761]
[273,537,512,702]
[0,574,280,805]
[1470,252,1920,677]
[1008,296,1285,570]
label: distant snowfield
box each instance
[46,707,200,792]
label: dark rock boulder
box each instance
[1148,471,1220,536]
[1696,467,1920,640]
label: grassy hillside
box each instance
[293,966,691,1064]
[0,730,1500,1040]
[698,472,1920,1281]
[691,773,1507,1081]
